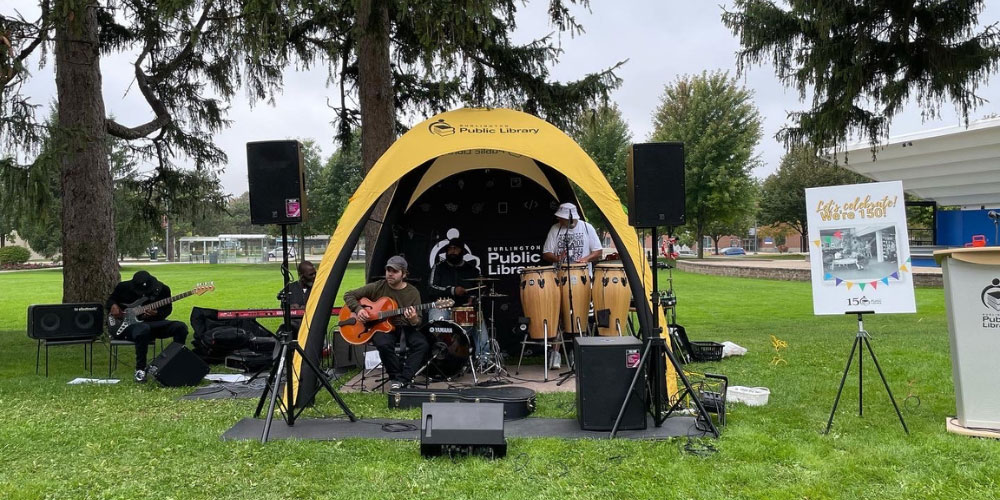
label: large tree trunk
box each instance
[55,0,117,303]
[357,0,395,267]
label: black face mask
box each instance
[446,253,463,264]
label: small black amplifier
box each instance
[148,342,210,387]
[575,336,647,431]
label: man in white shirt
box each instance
[540,202,603,368]
[542,202,603,265]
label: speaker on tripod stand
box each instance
[246,140,356,442]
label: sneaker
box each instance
[550,351,562,369]
[389,381,402,390]
[134,369,147,383]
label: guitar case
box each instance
[387,386,536,420]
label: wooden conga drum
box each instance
[592,263,631,336]
[557,263,591,334]
[519,266,560,339]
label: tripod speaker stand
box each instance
[610,226,719,438]
[824,311,908,435]
[253,225,356,442]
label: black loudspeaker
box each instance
[420,403,507,458]
[626,142,685,227]
[247,140,307,225]
[27,303,104,340]
[148,342,210,387]
[575,336,647,431]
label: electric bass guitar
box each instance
[107,282,215,339]
[338,297,454,345]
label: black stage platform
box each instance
[222,415,705,441]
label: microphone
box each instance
[989,210,999,220]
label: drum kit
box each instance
[421,276,509,383]
[420,263,633,383]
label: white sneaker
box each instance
[550,351,562,369]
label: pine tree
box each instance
[723,0,1000,154]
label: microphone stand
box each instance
[557,215,579,386]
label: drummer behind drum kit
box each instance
[420,276,509,384]
[419,264,632,384]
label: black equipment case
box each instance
[388,386,536,420]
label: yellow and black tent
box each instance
[292,107,677,403]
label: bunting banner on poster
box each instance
[805,180,916,315]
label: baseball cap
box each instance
[386,255,408,272]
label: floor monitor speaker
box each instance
[575,336,647,431]
[626,142,685,227]
[420,402,507,458]
[27,303,104,340]
[148,342,210,387]
[247,140,306,225]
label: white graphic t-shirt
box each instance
[543,220,603,263]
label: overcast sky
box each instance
[8,0,1000,195]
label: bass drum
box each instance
[422,320,472,379]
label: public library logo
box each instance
[980,278,1000,329]
[981,278,1000,312]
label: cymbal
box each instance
[481,293,508,298]
[464,276,499,282]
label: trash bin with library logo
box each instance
[935,247,1000,437]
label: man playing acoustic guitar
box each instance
[342,256,427,390]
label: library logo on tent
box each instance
[428,119,456,136]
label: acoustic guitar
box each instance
[338,297,454,345]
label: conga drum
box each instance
[592,263,631,336]
[557,263,591,334]
[519,266,560,339]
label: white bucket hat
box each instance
[554,202,580,220]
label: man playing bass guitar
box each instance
[107,271,189,383]
[342,256,427,390]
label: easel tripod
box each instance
[254,224,356,443]
[824,311,908,434]
[610,226,719,438]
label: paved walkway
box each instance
[677,256,942,286]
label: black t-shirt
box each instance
[277,281,310,308]
[106,280,173,322]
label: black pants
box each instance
[124,320,189,370]
[372,325,429,383]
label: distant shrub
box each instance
[0,246,31,265]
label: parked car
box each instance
[267,246,297,259]
[720,247,747,256]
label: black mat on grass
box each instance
[222,415,707,441]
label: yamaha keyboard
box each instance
[215,307,341,319]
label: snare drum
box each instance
[558,263,592,334]
[519,266,560,339]
[592,263,631,336]
[452,306,478,327]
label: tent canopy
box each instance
[292,108,674,401]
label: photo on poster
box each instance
[819,225,899,281]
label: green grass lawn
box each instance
[1,263,996,499]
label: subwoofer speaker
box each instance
[27,303,104,340]
[247,140,307,225]
[575,336,647,431]
[626,142,685,227]
[148,342,210,387]
[420,403,507,458]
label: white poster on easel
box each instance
[805,181,916,315]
